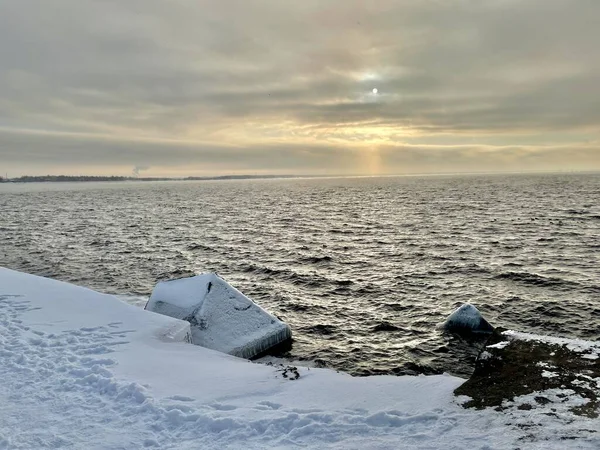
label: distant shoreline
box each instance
[0,175,308,183]
[1,171,598,183]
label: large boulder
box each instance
[455,330,600,418]
[145,273,292,359]
[444,304,495,334]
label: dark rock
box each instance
[455,330,600,418]
[278,365,300,380]
[535,396,551,405]
[444,304,495,335]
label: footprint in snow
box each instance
[209,403,238,411]
[167,395,196,402]
[255,401,282,410]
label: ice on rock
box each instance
[444,304,494,334]
[145,273,292,359]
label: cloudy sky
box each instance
[1,0,599,177]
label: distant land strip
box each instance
[2,171,597,183]
[0,175,308,183]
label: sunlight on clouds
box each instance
[0,0,599,176]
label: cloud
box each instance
[1,127,597,177]
[0,0,599,175]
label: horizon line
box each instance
[3,168,599,182]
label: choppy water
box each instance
[1,174,599,377]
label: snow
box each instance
[443,303,494,333]
[1,267,599,449]
[145,273,292,359]
[487,341,510,350]
[500,388,597,444]
[541,370,559,378]
[537,362,556,369]
[503,330,600,361]
[478,351,493,361]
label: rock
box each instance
[278,365,300,380]
[145,273,292,359]
[444,304,495,334]
[455,329,600,418]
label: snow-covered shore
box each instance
[0,268,598,449]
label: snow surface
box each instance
[487,341,510,350]
[1,268,598,449]
[478,351,493,361]
[146,273,292,359]
[503,330,600,361]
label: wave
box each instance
[157,269,196,280]
[240,263,328,288]
[328,228,354,235]
[303,324,336,335]
[371,322,403,332]
[89,239,112,247]
[496,271,570,287]
[187,243,214,251]
[494,271,599,293]
[383,303,412,312]
[299,255,333,265]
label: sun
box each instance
[372,88,378,94]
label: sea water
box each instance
[1,173,598,376]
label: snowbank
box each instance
[1,267,598,449]
[145,273,291,359]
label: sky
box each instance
[1,0,599,177]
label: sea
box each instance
[1,173,599,377]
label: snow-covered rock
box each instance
[444,303,494,334]
[145,273,292,359]
[456,330,600,419]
